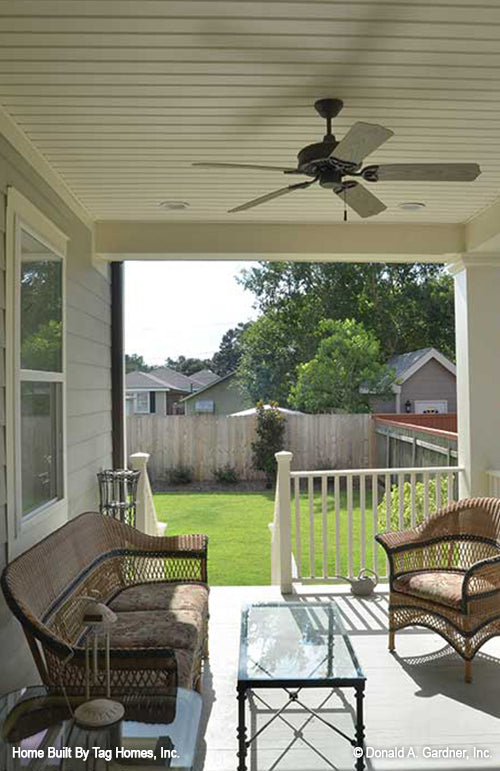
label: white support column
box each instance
[275,451,293,594]
[129,452,166,536]
[451,255,500,497]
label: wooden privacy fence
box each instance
[127,413,372,483]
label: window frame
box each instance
[134,391,151,414]
[6,188,68,558]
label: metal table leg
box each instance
[237,685,248,771]
[354,684,365,771]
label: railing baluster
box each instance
[308,475,315,579]
[294,476,301,580]
[347,475,354,578]
[436,471,442,511]
[360,474,366,571]
[446,470,453,504]
[334,475,341,575]
[385,473,391,532]
[410,472,417,527]
[384,472,391,577]
[321,475,328,579]
[423,471,430,519]
[372,473,378,577]
[398,473,405,530]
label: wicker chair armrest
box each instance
[463,556,500,601]
[375,527,447,554]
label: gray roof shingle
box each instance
[385,348,434,381]
[126,366,219,393]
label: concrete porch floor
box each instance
[196,585,500,771]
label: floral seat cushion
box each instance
[109,581,209,615]
[109,609,203,651]
[394,570,498,609]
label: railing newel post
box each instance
[129,452,165,537]
[275,451,293,594]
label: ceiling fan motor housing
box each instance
[297,138,338,171]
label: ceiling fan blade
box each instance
[364,163,481,182]
[193,162,300,173]
[228,179,315,213]
[331,122,394,166]
[335,181,387,219]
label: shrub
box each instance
[168,465,193,485]
[251,401,286,488]
[377,476,452,533]
[213,464,239,485]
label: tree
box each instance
[236,261,455,403]
[239,262,455,359]
[251,401,286,487]
[125,353,153,373]
[289,319,394,413]
[236,312,316,404]
[212,322,250,376]
[163,355,213,376]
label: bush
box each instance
[213,464,239,485]
[377,476,452,533]
[251,401,286,488]
[168,465,193,485]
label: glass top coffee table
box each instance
[0,685,201,770]
[237,601,366,770]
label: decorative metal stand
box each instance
[97,469,140,526]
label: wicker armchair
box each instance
[376,497,500,683]
[1,512,209,696]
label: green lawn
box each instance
[154,489,379,585]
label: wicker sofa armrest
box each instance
[125,531,208,558]
[120,531,209,585]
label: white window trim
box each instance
[134,391,151,414]
[6,188,69,558]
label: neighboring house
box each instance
[369,348,457,414]
[126,367,219,415]
[181,372,252,416]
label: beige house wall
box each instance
[184,376,250,416]
[401,359,457,413]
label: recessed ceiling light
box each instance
[398,202,426,211]
[159,200,190,210]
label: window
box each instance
[6,188,68,557]
[135,392,151,413]
[195,399,215,413]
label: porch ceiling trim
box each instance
[95,221,464,263]
[0,104,93,230]
[465,198,500,254]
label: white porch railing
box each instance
[129,452,166,537]
[272,451,465,592]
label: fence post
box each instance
[129,452,166,537]
[275,451,293,593]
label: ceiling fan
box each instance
[193,98,481,219]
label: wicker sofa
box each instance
[1,512,209,695]
[376,497,500,683]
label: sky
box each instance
[125,261,259,366]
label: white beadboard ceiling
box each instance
[0,0,499,224]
